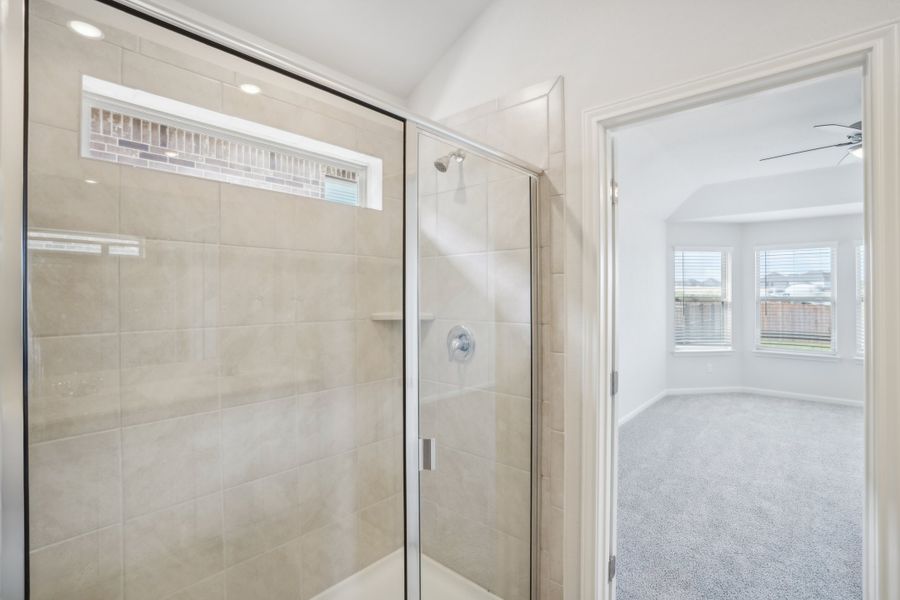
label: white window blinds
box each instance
[757,246,834,353]
[673,249,732,349]
[856,243,865,356]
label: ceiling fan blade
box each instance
[814,122,863,132]
[759,141,854,162]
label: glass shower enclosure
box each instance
[7,1,539,598]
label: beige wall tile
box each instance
[29,334,120,443]
[138,38,235,85]
[438,389,496,459]
[484,97,549,170]
[355,320,402,383]
[495,323,532,397]
[298,452,358,533]
[356,256,402,318]
[120,329,218,426]
[219,246,296,326]
[122,413,222,518]
[30,526,123,600]
[497,464,531,541]
[295,195,358,255]
[120,168,219,243]
[354,378,402,446]
[223,469,300,566]
[220,185,296,250]
[488,176,532,251]
[358,494,404,568]
[357,195,402,258]
[219,324,297,407]
[297,321,356,394]
[490,249,532,324]
[29,17,122,131]
[297,387,356,465]
[421,254,490,321]
[28,247,118,337]
[121,241,217,331]
[495,531,532,600]
[423,446,496,528]
[422,503,496,594]
[299,516,359,599]
[294,252,357,322]
[123,51,223,111]
[497,393,532,472]
[224,541,301,600]
[30,431,121,549]
[162,574,224,600]
[124,494,224,600]
[28,124,120,233]
[356,437,402,507]
[435,184,488,254]
[222,397,298,487]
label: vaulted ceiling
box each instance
[614,68,864,222]
[162,0,496,98]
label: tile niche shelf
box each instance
[370,312,435,322]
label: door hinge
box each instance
[608,555,617,581]
[610,370,619,397]
[610,180,619,205]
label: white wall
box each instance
[666,215,865,403]
[615,203,668,421]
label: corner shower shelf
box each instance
[370,312,435,322]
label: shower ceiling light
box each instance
[239,83,262,95]
[68,20,104,40]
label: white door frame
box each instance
[578,22,900,600]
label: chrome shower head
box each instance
[433,150,466,172]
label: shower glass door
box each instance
[415,131,536,599]
[25,1,405,597]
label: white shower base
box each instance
[313,549,502,600]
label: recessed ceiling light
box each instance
[239,83,261,95]
[67,20,104,40]
[84,178,98,185]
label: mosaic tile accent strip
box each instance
[86,106,362,204]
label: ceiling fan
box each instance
[759,121,863,162]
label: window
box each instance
[673,249,732,350]
[81,76,382,209]
[856,243,865,357]
[756,246,834,353]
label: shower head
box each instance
[433,150,466,172]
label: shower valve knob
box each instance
[447,325,476,363]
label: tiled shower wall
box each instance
[417,136,533,599]
[441,78,567,600]
[26,2,404,599]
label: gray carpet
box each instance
[615,393,863,600]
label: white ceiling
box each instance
[165,0,496,98]
[614,69,864,222]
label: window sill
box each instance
[752,349,840,362]
[672,347,734,356]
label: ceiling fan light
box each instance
[850,146,864,159]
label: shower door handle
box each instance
[419,438,437,471]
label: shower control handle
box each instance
[447,325,476,363]
[420,438,437,471]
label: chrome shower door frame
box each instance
[403,123,542,600]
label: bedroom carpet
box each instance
[615,393,863,600]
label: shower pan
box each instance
[0,1,540,599]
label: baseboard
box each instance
[617,389,668,425]
[666,385,863,407]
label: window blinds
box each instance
[856,244,865,356]
[757,247,833,352]
[673,249,732,348]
